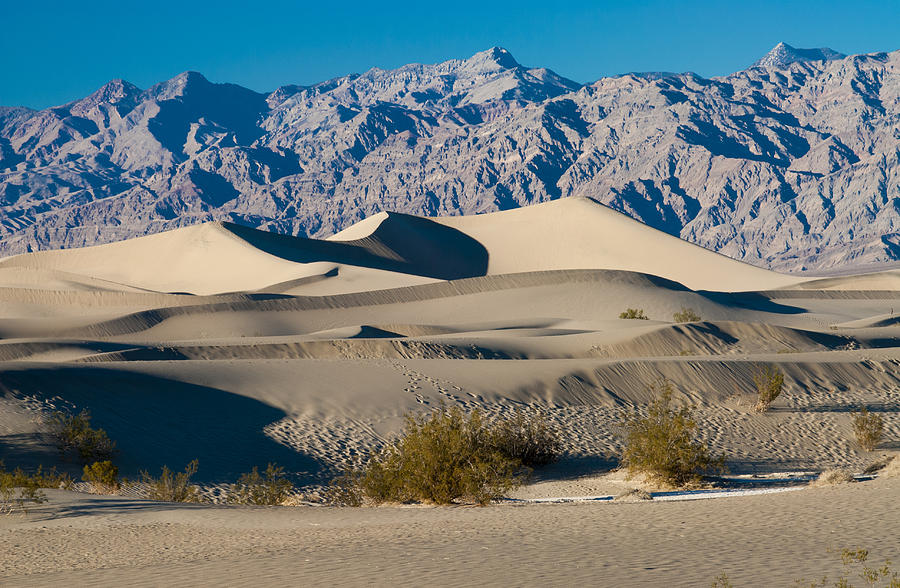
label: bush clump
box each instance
[141,460,201,503]
[338,405,529,506]
[851,406,884,452]
[228,463,294,506]
[48,410,117,463]
[752,364,784,413]
[485,409,562,467]
[673,307,702,323]
[796,547,899,587]
[82,460,119,494]
[620,379,723,487]
[0,462,49,515]
[619,308,649,320]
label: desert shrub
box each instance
[485,409,562,467]
[811,468,854,487]
[796,547,899,587]
[228,463,293,506]
[852,406,884,452]
[0,461,49,515]
[83,460,119,493]
[673,307,701,323]
[752,364,784,413]
[619,308,649,320]
[613,487,653,502]
[620,379,723,487]
[350,405,525,505]
[324,469,365,507]
[48,410,117,463]
[710,571,734,588]
[141,460,201,503]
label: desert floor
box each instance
[1,198,898,585]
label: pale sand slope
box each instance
[2,477,899,587]
[1,198,899,586]
[429,197,802,291]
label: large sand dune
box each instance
[1,198,898,585]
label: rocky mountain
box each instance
[1,44,898,272]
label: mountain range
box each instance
[1,43,898,272]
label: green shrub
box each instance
[228,463,293,505]
[141,460,201,503]
[350,405,525,505]
[48,410,117,463]
[486,409,562,467]
[619,308,649,320]
[83,460,119,493]
[0,461,49,515]
[752,364,784,413]
[673,307,702,323]
[620,379,723,487]
[851,406,884,452]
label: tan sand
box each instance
[1,198,898,585]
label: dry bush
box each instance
[82,460,119,494]
[620,379,724,487]
[613,487,653,502]
[485,409,562,467]
[852,406,884,451]
[48,410,117,463]
[710,572,734,588]
[796,547,899,587]
[811,468,854,487]
[0,461,51,515]
[619,308,649,320]
[141,460,201,503]
[228,463,293,506]
[340,405,526,506]
[752,364,785,413]
[673,307,701,323]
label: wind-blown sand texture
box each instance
[1,197,898,585]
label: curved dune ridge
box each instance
[432,197,803,291]
[1,197,807,296]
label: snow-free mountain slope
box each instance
[2,45,899,273]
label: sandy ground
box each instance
[1,198,899,585]
[2,477,899,587]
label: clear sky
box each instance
[2,0,899,109]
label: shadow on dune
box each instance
[222,212,489,280]
[0,367,323,484]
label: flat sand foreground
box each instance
[2,477,899,587]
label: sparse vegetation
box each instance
[851,406,884,452]
[811,468,854,487]
[485,409,562,467]
[0,461,72,514]
[48,409,117,463]
[619,379,723,487]
[752,364,785,413]
[228,463,294,506]
[673,306,702,323]
[796,547,899,587]
[334,405,532,506]
[711,571,734,588]
[141,460,201,503]
[82,460,119,493]
[619,308,649,320]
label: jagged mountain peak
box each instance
[1,45,898,274]
[751,42,846,69]
[465,46,521,70]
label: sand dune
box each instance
[1,198,899,586]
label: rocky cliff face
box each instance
[1,45,898,272]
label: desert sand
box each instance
[1,197,898,586]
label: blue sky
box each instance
[2,0,898,109]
